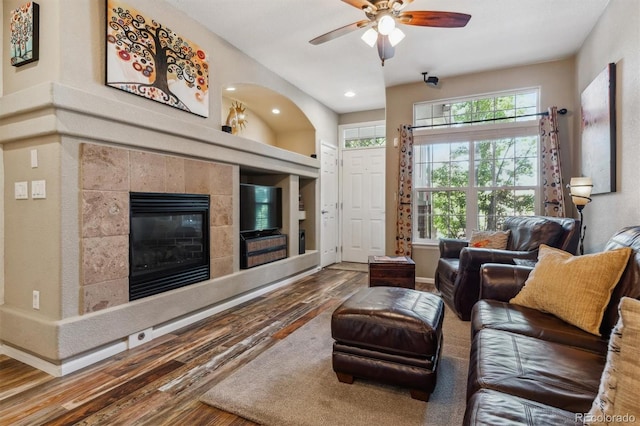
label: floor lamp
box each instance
[569,177,593,255]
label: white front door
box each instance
[320,142,339,267]
[341,147,386,263]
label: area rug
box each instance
[200,307,470,426]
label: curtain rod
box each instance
[410,108,567,130]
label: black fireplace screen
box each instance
[129,193,210,301]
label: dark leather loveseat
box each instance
[463,226,640,425]
[435,216,580,321]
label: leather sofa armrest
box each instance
[480,263,534,302]
[439,238,469,258]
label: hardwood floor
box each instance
[0,267,378,425]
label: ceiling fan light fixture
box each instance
[391,1,406,12]
[377,15,395,36]
[361,28,378,47]
[388,27,405,47]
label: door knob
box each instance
[321,210,329,214]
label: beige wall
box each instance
[277,130,317,157]
[386,59,577,279]
[3,138,62,318]
[221,97,277,146]
[339,109,386,125]
[575,0,640,251]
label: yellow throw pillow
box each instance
[510,244,632,335]
[469,230,510,249]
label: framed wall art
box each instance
[10,2,40,67]
[106,0,210,117]
[580,62,616,194]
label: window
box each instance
[414,90,538,128]
[412,89,540,242]
[341,122,386,149]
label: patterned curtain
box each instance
[540,106,566,217]
[395,125,413,256]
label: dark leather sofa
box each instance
[463,226,640,425]
[435,216,580,321]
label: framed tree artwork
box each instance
[106,0,210,117]
[10,2,40,67]
[580,63,616,194]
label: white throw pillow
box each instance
[587,297,640,425]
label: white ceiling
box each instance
[165,0,609,115]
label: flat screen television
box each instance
[239,183,282,233]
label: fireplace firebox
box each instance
[129,192,210,301]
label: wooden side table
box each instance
[368,255,416,290]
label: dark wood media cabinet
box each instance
[240,233,288,269]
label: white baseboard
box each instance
[1,267,321,377]
[416,277,435,284]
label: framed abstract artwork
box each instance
[580,63,616,194]
[106,0,210,117]
[10,2,40,67]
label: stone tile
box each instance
[130,151,166,192]
[83,278,128,313]
[81,144,129,190]
[184,159,211,194]
[82,190,129,238]
[82,235,129,286]
[165,155,185,193]
[211,163,233,195]
[211,256,233,278]
[210,226,233,259]
[210,195,232,226]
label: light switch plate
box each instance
[32,180,46,199]
[15,181,28,200]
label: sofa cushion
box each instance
[510,245,632,335]
[503,216,564,251]
[469,230,510,249]
[587,297,640,425]
[471,300,608,354]
[464,389,582,426]
[467,328,606,413]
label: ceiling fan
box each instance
[310,0,471,65]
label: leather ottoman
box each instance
[331,286,444,401]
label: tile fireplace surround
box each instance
[80,143,234,314]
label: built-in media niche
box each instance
[239,183,287,268]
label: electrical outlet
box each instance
[32,290,40,310]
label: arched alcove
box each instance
[221,84,316,157]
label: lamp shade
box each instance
[569,177,593,206]
[388,27,405,47]
[361,28,377,47]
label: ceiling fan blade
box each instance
[341,0,376,11]
[397,11,471,28]
[309,20,371,45]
